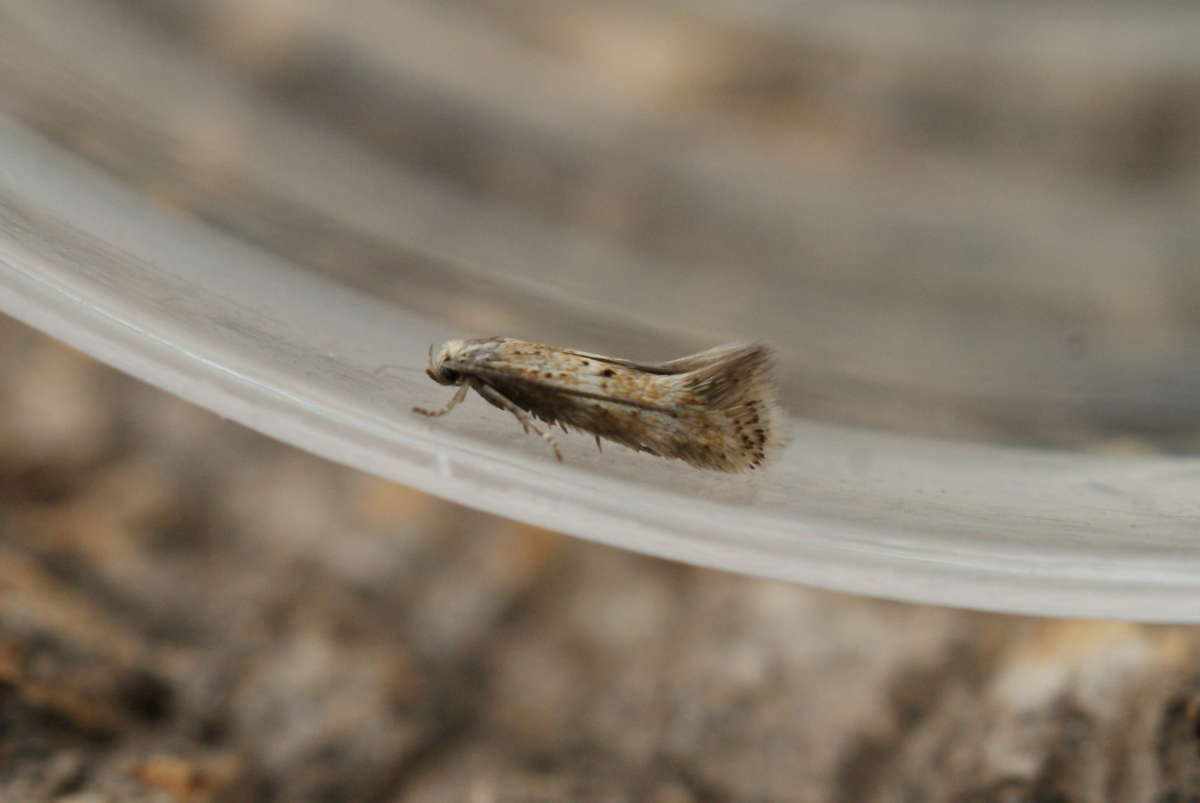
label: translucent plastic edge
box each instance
[3,117,1200,621]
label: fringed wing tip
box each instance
[676,343,786,472]
[729,355,787,472]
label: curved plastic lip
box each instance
[3,117,1200,622]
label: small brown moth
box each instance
[413,337,783,471]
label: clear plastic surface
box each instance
[5,0,1200,621]
[3,116,1200,622]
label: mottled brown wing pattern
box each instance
[417,338,784,472]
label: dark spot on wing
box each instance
[603,369,615,377]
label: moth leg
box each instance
[474,382,563,462]
[412,383,469,417]
[594,434,602,453]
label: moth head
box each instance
[425,339,466,386]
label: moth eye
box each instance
[441,368,461,384]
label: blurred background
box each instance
[3,1,1200,800]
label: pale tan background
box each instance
[3,1,1200,800]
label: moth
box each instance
[413,337,783,472]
